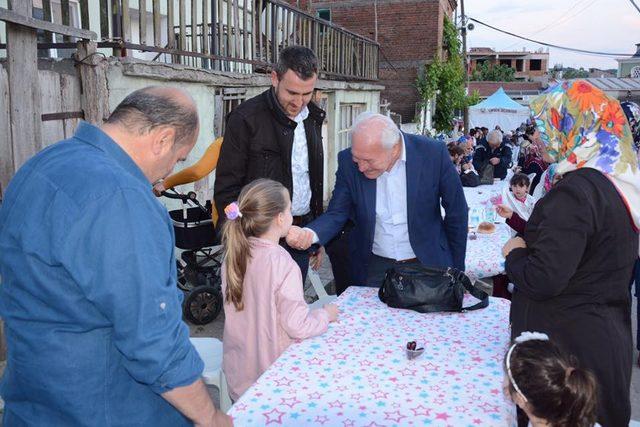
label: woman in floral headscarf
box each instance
[502,80,640,427]
[519,125,548,193]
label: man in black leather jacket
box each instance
[214,46,325,280]
[472,129,513,180]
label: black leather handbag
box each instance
[378,265,489,313]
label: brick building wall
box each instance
[468,81,543,98]
[291,0,456,121]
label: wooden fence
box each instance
[7,0,379,81]
[0,2,103,199]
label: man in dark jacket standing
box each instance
[214,46,325,280]
[473,129,512,180]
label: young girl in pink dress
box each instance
[220,179,339,401]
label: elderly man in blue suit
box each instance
[287,112,468,287]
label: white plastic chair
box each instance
[189,337,232,413]
[307,268,337,310]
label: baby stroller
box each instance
[162,190,223,325]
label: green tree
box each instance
[415,16,477,132]
[562,67,589,79]
[470,61,516,81]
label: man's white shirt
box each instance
[371,135,416,261]
[307,135,416,262]
[290,106,312,216]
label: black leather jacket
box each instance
[472,139,513,179]
[214,88,326,222]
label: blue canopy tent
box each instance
[469,87,530,131]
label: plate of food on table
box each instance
[476,221,497,234]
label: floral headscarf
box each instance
[543,163,559,193]
[530,80,640,233]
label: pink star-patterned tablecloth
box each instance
[465,222,511,280]
[463,182,506,209]
[228,287,516,427]
[463,182,512,280]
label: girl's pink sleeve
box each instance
[275,263,330,340]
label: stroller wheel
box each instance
[183,286,222,325]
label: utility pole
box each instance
[460,0,469,134]
[374,0,378,43]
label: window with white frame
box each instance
[338,103,365,151]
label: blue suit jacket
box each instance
[307,133,468,285]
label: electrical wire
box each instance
[464,0,595,63]
[629,0,640,14]
[530,0,595,36]
[468,16,634,57]
[553,0,600,27]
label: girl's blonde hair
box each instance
[221,179,288,311]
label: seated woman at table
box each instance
[504,332,598,427]
[448,143,480,187]
[503,81,639,426]
[518,125,549,194]
[220,179,339,401]
[448,143,465,173]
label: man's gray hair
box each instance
[350,112,401,150]
[106,86,198,146]
[487,129,503,145]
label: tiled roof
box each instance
[575,77,640,92]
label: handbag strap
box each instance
[449,268,489,311]
[378,269,390,303]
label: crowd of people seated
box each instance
[447,121,557,194]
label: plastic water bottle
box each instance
[484,206,496,223]
[469,207,481,228]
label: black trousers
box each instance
[366,254,421,288]
[283,243,310,283]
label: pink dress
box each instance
[222,237,330,400]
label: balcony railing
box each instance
[2,0,379,81]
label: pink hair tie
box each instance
[224,202,243,220]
